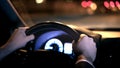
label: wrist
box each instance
[76,55,95,68]
[76,55,93,65]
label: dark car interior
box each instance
[0,0,120,68]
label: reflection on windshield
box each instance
[9,0,120,29]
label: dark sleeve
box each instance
[75,61,94,68]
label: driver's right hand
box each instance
[73,34,97,63]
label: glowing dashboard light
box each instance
[44,38,73,54]
[35,30,67,50]
[64,43,72,54]
[104,1,110,9]
[45,38,63,52]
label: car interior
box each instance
[0,0,120,68]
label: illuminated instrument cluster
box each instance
[34,30,74,55]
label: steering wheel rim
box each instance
[26,21,79,41]
[25,21,80,51]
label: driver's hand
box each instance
[0,27,35,61]
[73,34,97,63]
[5,27,35,50]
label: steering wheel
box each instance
[2,21,101,66]
[24,21,79,65]
[25,21,80,51]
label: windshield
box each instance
[8,0,120,29]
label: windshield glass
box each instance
[9,0,120,29]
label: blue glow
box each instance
[45,38,63,52]
[35,30,67,50]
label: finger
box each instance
[89,38,96,47]
[78,34,88,42]
[17,27,29,35]
[80,34,87,37]
[25,34,35,42]
[18,27,29,29]
[89,37,94,41]
[18,27,29,32]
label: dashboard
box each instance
[36,32,73,54]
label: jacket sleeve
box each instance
[75,59,95,68]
